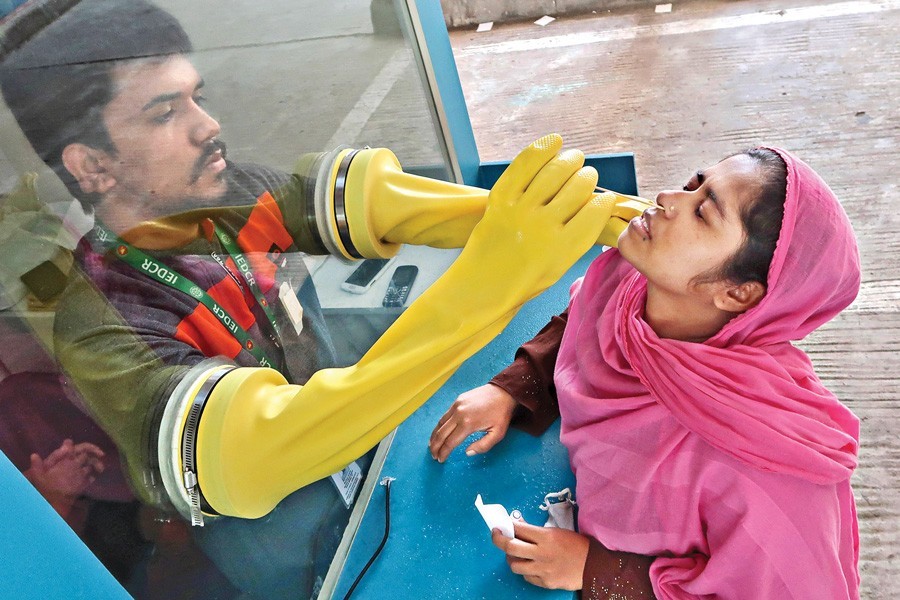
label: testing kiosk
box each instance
[0,1,638,598]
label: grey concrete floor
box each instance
[450,1,899,597]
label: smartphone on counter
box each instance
[340,257,396,294]
[382,265,419,307]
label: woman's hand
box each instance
[429,384,517,462]
[492,519,590,591]
[26,439,105,498]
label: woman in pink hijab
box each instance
[430,148,861,599]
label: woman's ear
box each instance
[714,280,766,314]
[61,143,117,195]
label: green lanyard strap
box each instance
[92,223,275,368]
[213,228,281,338]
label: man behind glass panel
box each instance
[0,1,613,597]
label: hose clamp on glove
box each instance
[157,359,236,525]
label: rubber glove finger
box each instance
[595,187,655,214]
[519,149,585,209]
[566,190,616,242]
[597,215,630,247]
[544,166,599,224]
[610,196,655,221]
[491,134,562,204]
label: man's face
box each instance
[99,55,227,217]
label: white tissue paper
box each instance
[475,489,577,538]
[474,494,515,538]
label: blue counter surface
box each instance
[333,248,604,600]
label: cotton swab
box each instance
[594,186,665,211]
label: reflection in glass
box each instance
[0,0,453,597]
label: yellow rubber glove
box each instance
[341,147,487,257]
[346,147,652,254]
[196,134,616,518]
[596,191,658,247]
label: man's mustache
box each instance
[190,138,228,183]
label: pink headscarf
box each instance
[556,149,861,598]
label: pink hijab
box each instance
[556,149,861,598]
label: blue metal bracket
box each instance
[479,153,639,195]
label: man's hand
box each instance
[492,519,590,591]
[429,384,517,462]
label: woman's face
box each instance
[618,154,763,299]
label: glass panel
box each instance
[0,0,456,597]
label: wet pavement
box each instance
[450,1,899,597]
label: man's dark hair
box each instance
[0,0,192,208]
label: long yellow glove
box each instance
[595,190,657,247]
[196,134,617,518]
[343,147,652,255]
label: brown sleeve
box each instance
[580,537,656,600]
[489,310,568,436]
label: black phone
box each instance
[382,265,419,307]
[340,258,396,294]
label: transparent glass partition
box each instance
[0,0,459,597]
[159,0,451,177]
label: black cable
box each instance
[341,477,394,600]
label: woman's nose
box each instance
[656,191,678,217]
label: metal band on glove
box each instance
[333,149,363,259]
[157,360,236,525]
[181,366,232,525]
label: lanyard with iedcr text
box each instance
[92,222,278,368]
